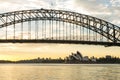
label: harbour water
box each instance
[0,64,119,80]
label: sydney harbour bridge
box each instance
[0,8,120,46]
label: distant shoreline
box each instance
[0,55,120,64]
[0,62,120,64]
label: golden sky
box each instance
[0,43,120,61]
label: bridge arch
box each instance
[0,8,120,46]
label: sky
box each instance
[0,0,120,61]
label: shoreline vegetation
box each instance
[0,57,120,64]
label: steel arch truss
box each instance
[0,8,120,46]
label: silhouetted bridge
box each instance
[0,8,120,46]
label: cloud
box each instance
[73,0,120,26]
[0,0,49,13]
[110,0,120,7]
[0,0,70,12]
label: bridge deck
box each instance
[0,39,119,46]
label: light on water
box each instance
[0,64,119,80]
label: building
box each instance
[66,51,98,63]
[106,55,112,59]
[83,56,89,61]
[90,56,96,62]
[66,51,83,62]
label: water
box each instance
[0,64,119,80]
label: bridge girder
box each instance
[0,8,120,44]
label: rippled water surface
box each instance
[0,64,119,80]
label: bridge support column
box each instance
[113,25,116,43]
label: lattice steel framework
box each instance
[0,8,120,46]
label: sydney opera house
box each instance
[66,51,96,63]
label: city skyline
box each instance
[0,0,120,61]
[0,43,120,61]
[0,51,120,64]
